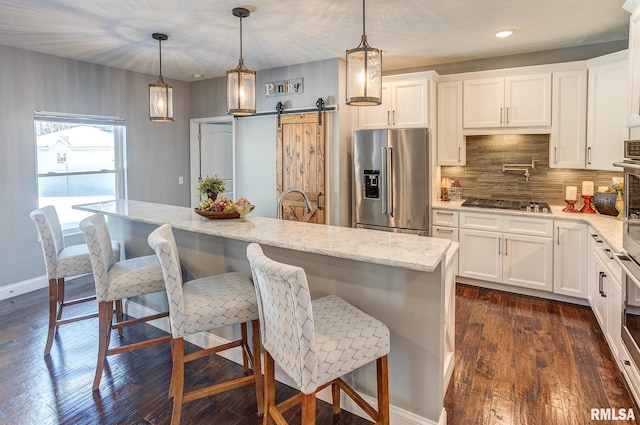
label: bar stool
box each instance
[79,214,170,391]
[148,224,263,425]
[246,243,391,425]
[30,205,121,355]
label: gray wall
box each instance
[0,44,190,287]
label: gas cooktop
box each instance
[461,198,551,213]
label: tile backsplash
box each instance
[441,134,622,205]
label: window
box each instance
[34,112,126,231]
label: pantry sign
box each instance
[265,78,304,97]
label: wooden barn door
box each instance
[276,113,325,223]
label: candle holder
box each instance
[562,199,577,213]
[578,195,596,214]
[440,187,449,202]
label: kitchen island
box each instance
[75,199,458,425]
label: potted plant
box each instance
[197,175,226,200]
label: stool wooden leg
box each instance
[114,300,124,337]
[170,337,185,425]
[331,382,341,414]
[44,278,58,355]
[55,278,65,329]
[241,322,250,372]
[93,301,112,391]
[263,351,275,425]
[251,320,264,416]
[301,393,317,425]
[376,355,390,425]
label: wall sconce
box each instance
[227,7,256,116]
[149,32,173,122]
[346,0,382,106]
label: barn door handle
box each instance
[317,192,323,210]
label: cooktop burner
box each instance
[461,198,551,213]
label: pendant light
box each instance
[149,33,173,122]
[346,0,382,106]
[227,7,256,116]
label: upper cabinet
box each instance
[549,70,587,169]
[358,72,430,129]
[586,52,629,171]
[462,73,551,129]
[627,2,640,127]
[437,81,465,166]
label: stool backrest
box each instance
[30,205,65,278]
[79,214,116,301]
[148,224,185,338]
[246,243,318,393]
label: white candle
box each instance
[582,181,594,196]
[566,186,577,201]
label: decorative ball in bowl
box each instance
[195,196,255,219]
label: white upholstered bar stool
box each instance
[148,224,263,425]
[30,205,121,355]
[246,243,391,425]
[79,214,170,391]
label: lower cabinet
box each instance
[553,221,588,298]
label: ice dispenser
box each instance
[364,170,380,199]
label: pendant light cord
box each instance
[158,37,163,77]
[239,15,244,61]
[362,0,366,36]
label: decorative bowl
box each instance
[194,205,254,219]
[593,193,617,216]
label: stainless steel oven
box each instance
[614,140,640,370]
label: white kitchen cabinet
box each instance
[586,52,629,171]
[437,81,465,165]
[358,73,429,129]
[463,73,551,128]
[458,212,553,291]
[593,253,609,329]
[553,221,588,298]
[549,70,587,169]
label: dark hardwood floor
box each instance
[1,277,638,424]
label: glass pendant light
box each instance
[149,33,174,122]
[346,0,382,106]
[227,7,256,116]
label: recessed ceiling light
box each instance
[495,30,514,38]
[192,73,203,78]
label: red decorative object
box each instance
[578,195,596,214]
[562,199,577,213]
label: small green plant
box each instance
[197,175,226,195]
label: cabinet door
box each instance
[593,254,609,329]
[587,231,602,307]
[392,79,428,128]
[437,81,465,165]
[550,70,587,169]
[502,234,553,291]
[553,221,588,298]
[504,74,551,127]
[358,83,392,129]
[607,273,623,361]
[628,7,640,127]
[459,229,502,283]
[587,59,629,171]
[463,78,504,128]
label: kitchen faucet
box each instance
[277,188,313,219]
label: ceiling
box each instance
[0,0,631,82]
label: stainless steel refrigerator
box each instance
[353,128,430,235]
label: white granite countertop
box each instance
[432,199,623,252]
[76,200,456,273]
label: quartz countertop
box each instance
[432,199,623,252]
[76,200,455,273]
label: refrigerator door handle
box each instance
[380,146,387,214]
[387,147,394,216]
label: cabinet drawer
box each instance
[432,225,459,242]
[433,209,459,227]
[459,212,502,231]
[592,236,622,284]
[504,216,553,237]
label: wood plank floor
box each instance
[0,277,638,424]
[446,284,639,425]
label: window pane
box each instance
[34,116,125,230]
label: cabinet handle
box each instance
[392,110,396,126]
[557,227,560,245]
[387,111,390,127]
[500,107,503,125]
[438,212,454,216]
[317,191,323,210]
[504,238,508,256]
[554,147,558,164]
[458,146,461,162]
[438,229,454,234]
[498,237,502,255]
[599,271,607,297]
[587,147,592,165]
[604,248,613,259]
[506,107,509,124]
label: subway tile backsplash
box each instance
[441,134,622,205]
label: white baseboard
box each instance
[124,300,443,425]
[0,275,48,301]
